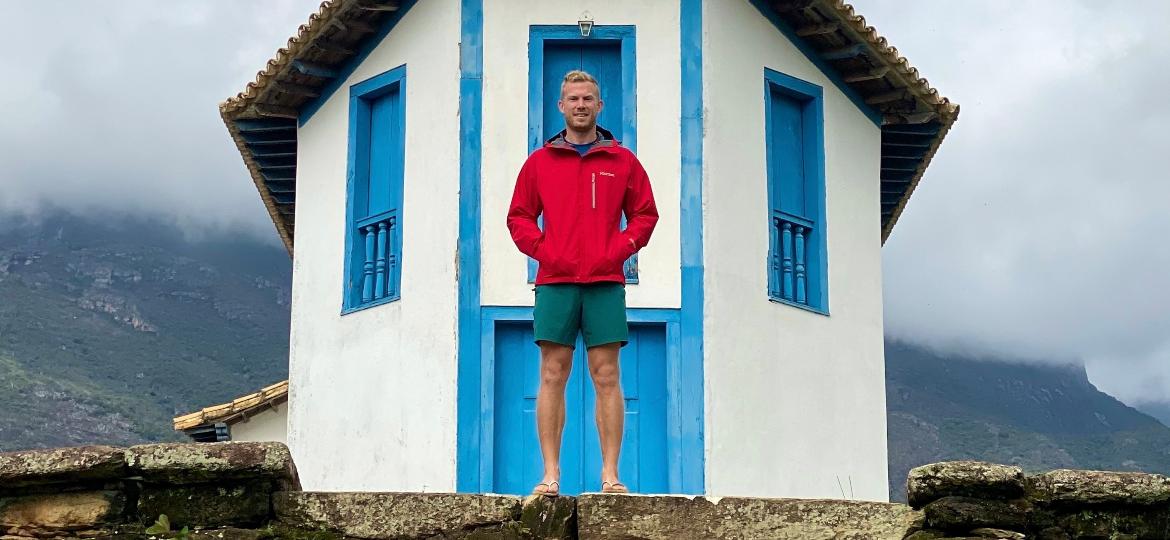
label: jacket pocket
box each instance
[596,234,634,276]
[535,238,569,276]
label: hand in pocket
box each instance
[535,240,568,275]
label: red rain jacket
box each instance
[507,128,659,285]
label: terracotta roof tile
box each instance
[173,380,289,431]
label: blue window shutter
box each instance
[343,65,407,314]
[764,69,828,314]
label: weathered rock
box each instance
[576,495,922,540]
[0,491,124,530]
[0,446,127,491]
[126,442,299,490]
[187,527,272,540]
[138,480,273,528]
[907,462,1025,508]
[261,524,344,540]
[904,531,946,540]
[1049,506,1170,539]
[1028,469,1170,506]
[922,496,1029,532]
[273,492,525,539]
[1034,527,1071,540]
[520,495,575,539]
[968,528,1025,539]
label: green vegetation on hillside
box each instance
[0,212,290,451]
[886,340,1170,501]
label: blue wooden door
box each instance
[543,41,624,144]
[493,323,668,495]
[530,40,638,282]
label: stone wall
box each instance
[906,461,1170,539]
[0,442,297,539]
[2,443,1168,539]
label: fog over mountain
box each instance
[1,1,1167,404]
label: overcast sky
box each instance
[1,2,1167,403]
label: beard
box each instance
[564,110,598,132]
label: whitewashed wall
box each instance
[702,0,889,501]
[480,0,682,309]
[229,404,288,444]
[288,0,460,492]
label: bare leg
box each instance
[587,342,624,487]
[535,341,574,492]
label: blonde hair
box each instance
[560,70,600,98]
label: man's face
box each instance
[558,81,603,132]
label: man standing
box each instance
[507,70,658,496]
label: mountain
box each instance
[1134,401,1170,429]
[885,339,1170,501]
[0,211,290,450]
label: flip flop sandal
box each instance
[601,481,628,494]
[532,480,561,497]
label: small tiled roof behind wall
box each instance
[221,0,956,253]
[173,380,289,432]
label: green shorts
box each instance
[533,283,628,348]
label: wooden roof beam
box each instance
[235,118,296,133]
[261,172,296,182]
[330,18,376,34]
[843,66,890,83]
[250,149,297,158]
[821,43,867,61]
[881,172,917,182]
[884,123,943,135]
[272,81,320,98]
[883,111,939,126]
[796,22,839,37]
[254,104,299,119]
[866,89,910,105]
[313,40,355,55]
[883,146,929,159]
[882,141,932,150]
[357,0,400,12]
[772,0,815,12]
[291,59,339,79]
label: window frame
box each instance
[341,64,407,314]
[763,68,829,315]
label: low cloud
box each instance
[0,0,321,242]
[863,0,1170,403]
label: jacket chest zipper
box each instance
[591,173,596,209]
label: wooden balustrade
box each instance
[769,211,813,306]
[358,211,397,304]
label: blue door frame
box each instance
[466,306,701,494]
[457,4,706,495]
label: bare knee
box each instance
[541,361,571,387]
[539,343,573,388]
[589,358,621,394]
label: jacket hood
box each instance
[544,125,621,151]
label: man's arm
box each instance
[620,156,659,258]
[507,157,545,260]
